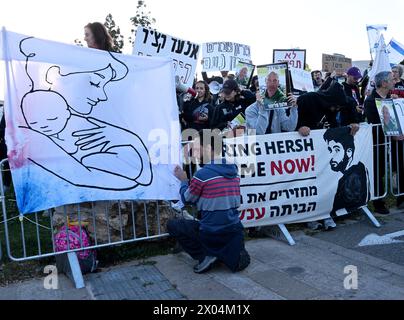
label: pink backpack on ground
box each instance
[54,225,97,273]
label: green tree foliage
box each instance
[104,13,125,53]
[73,1,155,51]
[129,0,156,45]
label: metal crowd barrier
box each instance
[389,137,404,199]
[372,124,390,201]
[0,159,177,287]
[0,124,398,285]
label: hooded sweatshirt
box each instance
[296,81,356,130]
[179,159,241,233]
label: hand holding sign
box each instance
[287,93,297,107]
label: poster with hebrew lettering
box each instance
[133,27,199,88]
[224,125,373,227]
[202,42,252,72]
[273,49,306,70]
[1,29,181,214]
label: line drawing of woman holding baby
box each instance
[17,35,153,191]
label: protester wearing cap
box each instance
[342,67,365,123]
[210,79,255,130]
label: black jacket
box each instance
[210,90,255,130]
[296,81,356,130]
[182,98,214,131]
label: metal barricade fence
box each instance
[0,125,394,265]
[389,136,404,199]
[0,159,177,264]
[372,124,390,201]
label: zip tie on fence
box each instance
[0,215,19,225]
[0,214,51,230]
[22,215,52,230]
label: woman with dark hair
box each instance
[84,22,114,51]
[182,81,214,131]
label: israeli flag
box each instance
[387,38,404,66]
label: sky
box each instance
[1,0,403,98]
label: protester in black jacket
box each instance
[210,79,255,130]
[296,81,359,135]
[342,67,365,123]
[182,81,214,131]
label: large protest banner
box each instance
[202,42,252,72]
[1,29,181,214]
[273,49,306,70]
[322,54,352,74]
[133,26,200,88]
[224,125,374,227]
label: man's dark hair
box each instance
[323,127,355,153]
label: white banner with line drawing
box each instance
[1,29,181,214]
[224,125,374,227]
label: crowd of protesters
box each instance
[168,57,404,273]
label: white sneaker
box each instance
[323,218,336,231]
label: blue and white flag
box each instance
[1,28,181,214]
[366,24,387,60]
[387,38,404,66]
[367,34,391,93]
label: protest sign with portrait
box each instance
[376,99,402,136]
[257,62,289,98]
[235,61,255,89]
[393,99,404,134]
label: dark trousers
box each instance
[167,219,205,262]
[167,218,248,272]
